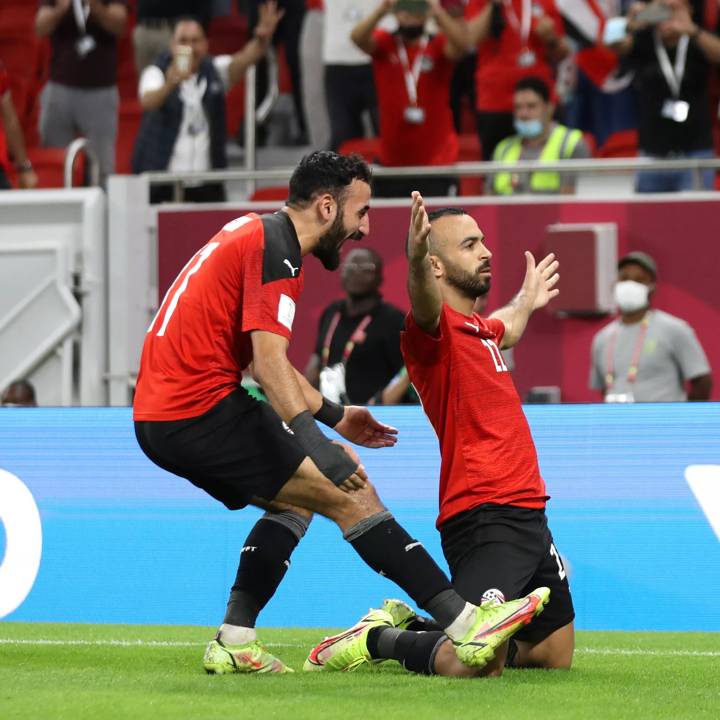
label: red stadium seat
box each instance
[116,100,144,174]
[249,186,289,202]
[5,147,85,189]
[598,129,638,158]
[337,138,380,162]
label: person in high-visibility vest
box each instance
[491,76,591,195]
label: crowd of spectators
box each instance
[0,1,715,405]
[1,1,719,194]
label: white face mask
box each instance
[614,280,650,313]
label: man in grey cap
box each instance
[589,251,712,402]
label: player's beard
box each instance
[444,260,491,299]
[313,205,361,271]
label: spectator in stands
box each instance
[609,0,720,192]
[465,0,569,159]
[490,76,591,195]
[304,248,406,405]
[35,0,129,186]
[1,380,38,407]
[132,5,282,203]
[0,61,38,190]
[247,0,309,145]
[323,0,380,152]
[351,0,467,198]
[133,1,212,74]
[299,0,330,148]
[560,0,638,148]
[590,251,712,402]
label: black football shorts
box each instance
[134,388,307,510]
[440,503,575,644]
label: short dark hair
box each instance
[427,207,468,222]
[288,151,372,208]
[172,15,207,34]
[514,76,550,103]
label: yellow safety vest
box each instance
[492,125,583,195]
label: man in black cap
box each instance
[589,251,712,402]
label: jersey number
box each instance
[481,339,509,373]
[148,242,220,336]
[549,543,567,580]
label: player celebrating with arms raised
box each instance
[134,153,548,675]
[308,194,572,677]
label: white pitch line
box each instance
[0,639,302,648]
[576,648,720,658]
[0,639,718,657]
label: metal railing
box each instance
[143,156,720,198]
[64,138,100,188]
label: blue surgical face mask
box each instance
[514,119,544,138]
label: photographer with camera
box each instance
[607,0,720,192]
[132,3,282,203]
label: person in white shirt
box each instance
[132,3,282,203]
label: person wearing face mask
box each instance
[609,0,720,192]
[589,251,712,402]
[491,76,591,195]
[351,0,468,198]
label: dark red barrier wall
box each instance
[157,197,720,402]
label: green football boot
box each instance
[454,587,551,668]
[303,609,393,672]
[203,636,294,674]
[381,598,419,630]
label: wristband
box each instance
[16,160,33,172]
[314,397,344,428]
[289,410,357,486]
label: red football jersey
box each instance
[133,212,304,421]
[465,0,562,112]
[401,305,548,527]
[371,30,458,166]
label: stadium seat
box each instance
[208,13,249,56]
[457,133,483,196]
[116,100,143,174]
[597,129,638,158]
[249,186,289,202]
[337,138,380,162]
[5,147,85,189]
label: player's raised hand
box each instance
[407,191,432,263]
[521,251,559,310]
[334,406,399,448]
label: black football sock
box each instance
[223,511,310,627]
[345,513,467,629]
[405,616,444,632]
[366,626,447,675]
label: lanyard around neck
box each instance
[321,312,373,367]
[654,30,689,99]
[72,0,90,34]
[395,34,429,107]
[605,314,650,389]
[504,0,533,46]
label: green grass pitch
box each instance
[1,623,719,720]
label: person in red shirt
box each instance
[133,151,547,675]
[321,195,573,677]
[465,0,569,158]
[351,0,466,197]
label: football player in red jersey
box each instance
[134,152,547,675]
[332,192,574,677]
